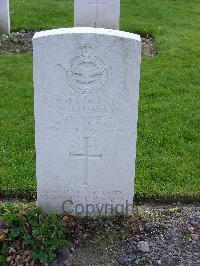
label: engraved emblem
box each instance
[67,44,108,95]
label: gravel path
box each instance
[1,202,199,265]
[71,204,200,265]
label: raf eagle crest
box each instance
[58,44,108,95]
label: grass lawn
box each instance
[0,0,199,200]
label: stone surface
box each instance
[33,27,141,215]
[137,241,150,253]
[0,0,10,34]
[74,0,120,30]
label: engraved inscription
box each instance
[69,137,102,186]
[67,45,108,95]
[55,97,126,134]
[40,189,126,202]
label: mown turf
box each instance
[0,55,35,198]
[0,0,199,199]
[10,0,73,31]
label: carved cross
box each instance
[89,0,106,27]
[69,137,102,185]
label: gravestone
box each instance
[33,28,141,216]
[74,0,120,30]
[0,0,10,34]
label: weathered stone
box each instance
[137,241,150,253]
[74,0,120,29]
[33,28,141,216]
[0,0,10,34]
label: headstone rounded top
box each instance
[33,27,141,42]
[74,0,120,30]
[33,24,141,216]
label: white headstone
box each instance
[74,0,120,30]
[33,28,141,216]
[0,0,10,34]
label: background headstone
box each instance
[0,0,10,34]
[74,0,120,30]
[33,28,141,216]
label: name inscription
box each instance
[54,97,126,134]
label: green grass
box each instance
[0,55,35,197]
[0,0,199,199]
[10,0,73,31]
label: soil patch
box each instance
[69,204,200,265]
[0,31,156,56]
[1,203,200,265]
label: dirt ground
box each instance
[66,204,200,266]
[0,31,156,56]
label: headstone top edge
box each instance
[33,27,141,42]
